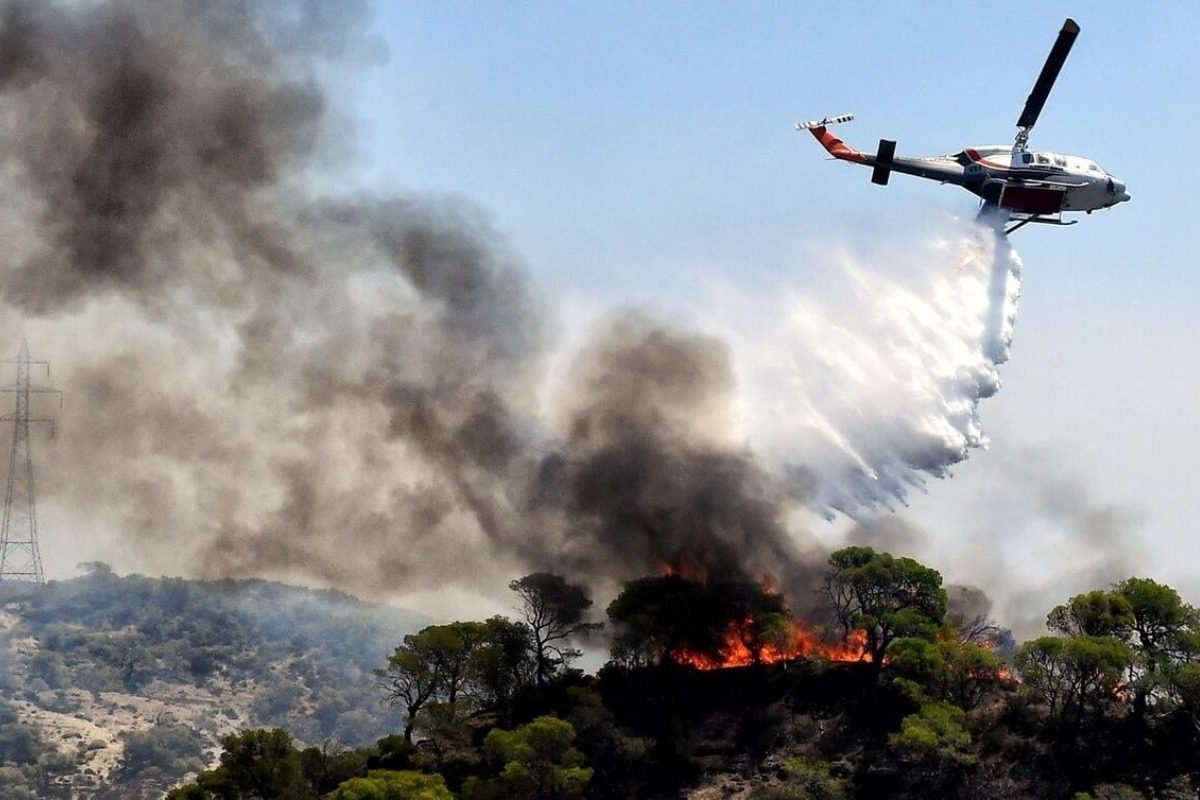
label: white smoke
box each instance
[726,215,1022,518]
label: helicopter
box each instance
[796,18,1129,235]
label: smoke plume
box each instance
[0,0,1031,618]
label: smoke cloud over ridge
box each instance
[0,0,1035,617]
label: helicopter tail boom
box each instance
[797,114,968,186]
[795,114,867,164]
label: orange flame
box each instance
[669,619,870,670]
[654,561,872,670]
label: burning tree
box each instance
[606,572,865,670]
[606,574,788,668]
[823,546,948,670]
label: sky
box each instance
[4,0,1198,636]
[337,1,1200,625]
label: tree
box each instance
[181,728,309,799]
[1167,661,1200,733]
[377,636,441,744]
[1048,590,1134,638]
[1116,578,1196,656]
[379,619,541,743]
[1015,635,1132,724]
[298,741,371,796]
[470,616,536,715]
[606,574,714,666]
[467,715,593,800]
[886,637,1009,710]
[721,579,794,666]
[0,701,48,765]
[419,622,490,705]
[605,574,790,667]
[1113,577,1200,715]
[510,574,602,685]
[888,700,974,764]
[1046,579,1200,716]
[331,770,452,800]
[823,547,948,668]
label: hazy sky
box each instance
[340,1,1200,621]
[6,1,1197,633]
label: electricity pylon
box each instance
[0,341,60,585]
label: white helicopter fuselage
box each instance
[960,145,1129,213]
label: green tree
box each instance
[823,547,948,668]
[888,700,974,763]
[888,699,977,792]
[379,619,537,742]
[470,616,535,714]
[1167,661,1200,733]
[1015,635,1132,723]
[888,637,1010,710]
[510,574,602,685]
[420,621,490,705]
[1046,579,1200,716]
[467,715,592,800]
[332,769,453,800]
[1113,577,1199,715]
[777,757,848,800]
[298,741,371,796]
[377,628,453,744]
[193,728,309,799]
[1048,590,1134,638]
[0,766,37,800]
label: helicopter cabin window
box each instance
[1035,154,1050,165]
[1022,153,1033,165]
[1053,156,1067,167]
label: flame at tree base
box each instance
[670,620,871,670]
[639,562,875,671]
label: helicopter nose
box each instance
[1108,177,1130,204]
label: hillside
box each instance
[160,558,1200,800]
[5,558,1200,799]
[0,565,427,799]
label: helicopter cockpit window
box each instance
[1035,154,1050,165]
[1053,156,1067,167]
[1086,161,1101,172]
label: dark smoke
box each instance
[4,1,1100,638]
[0,0,352,311]
[547,313,826,611]
[0,0,828,612]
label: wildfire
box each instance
[654,562,871,670]
[669,618,869,670]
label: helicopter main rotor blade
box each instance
[1016,18,1080,132]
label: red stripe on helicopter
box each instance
[964,148,1014,170]
[809,126,868,164]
